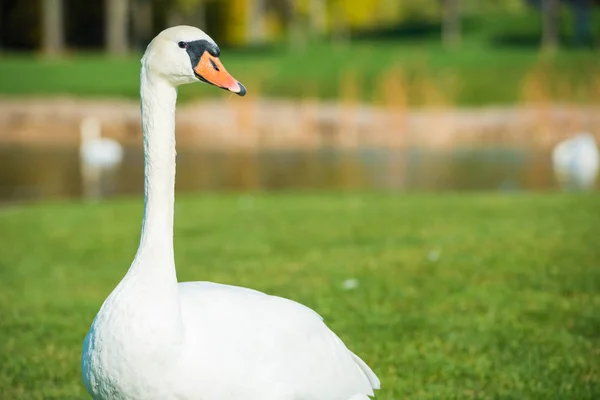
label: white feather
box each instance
[80,117,124,168]
[552,132,599,191]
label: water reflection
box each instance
[0,145,562,203]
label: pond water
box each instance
[0,145,561,203]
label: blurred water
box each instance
[0,145,560,202]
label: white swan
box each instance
[552,132,599,191]
[80,117,124,198]
[81,26,380,400]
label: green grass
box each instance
[1,43,598,106]
[1,12,599,106]
[0,192,599,399]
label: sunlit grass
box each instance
[0,192,599,399]
[2,10,600,106]
[0,40,598,106]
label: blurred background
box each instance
[1,3,600,398]
[0,0,599,201]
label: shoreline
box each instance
[0,97,598,150]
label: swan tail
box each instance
[350,351,381,390]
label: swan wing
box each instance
[176,281,379,399]
[553,135,599,188]
[80,139,124,167]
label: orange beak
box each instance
[193,51,246,96]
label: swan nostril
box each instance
[209,59,220,72]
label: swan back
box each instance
[552,132,599,190]
[79,117,124,168]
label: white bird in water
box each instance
[79,117,124,199]
[552,132,599,191]
[81,26,379,400]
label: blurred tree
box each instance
[281,0,304,50]
[330,0,350,45]
[220,0,246,45]
[65,0,104,49]
[170,0,212,30]
[246,0,267,44]
[442,0,461,48]
[105,0,129,54]
[406,0,439,20]
[308,0,326,38]
[132,0,153,50]
[528,0,598,49]
[42,0,64,55]
[568,0,592,46]
[541,0,559,51]
[462,0,526,13]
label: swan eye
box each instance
[209,59,220,72]
[178,41,188,49]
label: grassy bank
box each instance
[1,12,599,106]
[1,42,598,107]
[0,193,599,399]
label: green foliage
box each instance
[0,193,599,399]
[1,11,599,105]
[174,0,212,13]
[462,0,528,14]
[0,36,598,106]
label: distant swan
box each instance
[81,26,380,400]
[79,117,124,198]
[552,132,599,191]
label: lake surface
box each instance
[0,145,564,203]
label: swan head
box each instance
[142,25,246,96]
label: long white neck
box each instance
[99,66,182,344]
[129,66,179,280]
[80,117,102,144]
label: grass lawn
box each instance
[0,192,599,399]
[1,43,598,107]
[1,13,599,106]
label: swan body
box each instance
[80,117,124,168]
[81,26,379,400]
[552,132,599,191]
[80,117,124,198]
